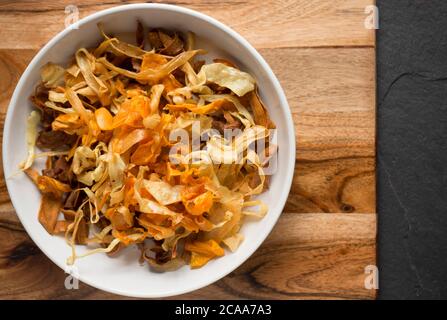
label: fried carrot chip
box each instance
[249,90,276,129]
[38,194,63,234]
[185,240,224,268]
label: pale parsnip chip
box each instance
[144,180,184,205]
[222,233,244,252]
[41,62,65,88]
[199,63,255,96]
[108,153,126,190]
[20,111,41,170]
[48,90,68,103]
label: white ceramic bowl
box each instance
[3,3,295,298]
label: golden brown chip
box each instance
[38,194,62,234]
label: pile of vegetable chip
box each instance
[21,21,276,271]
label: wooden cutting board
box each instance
[0,0,376,299]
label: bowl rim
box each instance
[3,3,296,298]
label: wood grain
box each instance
[260,47,376,213]
[0,212,376,299]
[261,48,376,161]
[0,0,375,50]
[0,0,377,299]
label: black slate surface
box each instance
[377,0,447,299]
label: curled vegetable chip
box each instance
[185,239,224,268]
[222,233,244,252]
[144,180,183,205]
[41,63,65,88]
[199,63,256,97]
[20,111,41,170]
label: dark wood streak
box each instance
[0,219,25,233]
[7,241,40,266]
[287,187,332,213]
[296,155,374,164]
[214,268,263,299]
[285,156,375,213]
[336,169,376,211]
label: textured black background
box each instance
[377,0,447,299]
